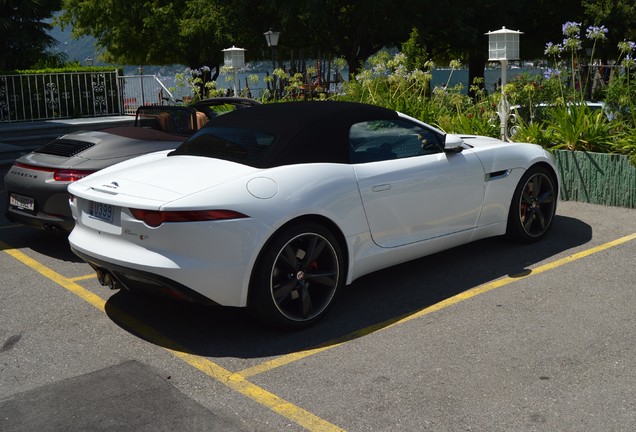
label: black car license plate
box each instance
[9,193,35,211]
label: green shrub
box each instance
[546,104,613,152]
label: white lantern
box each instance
[263,30,280,48]
[485,27,523,61]
[485,27,523,142]
[223,46,246,69]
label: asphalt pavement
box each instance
[1,159,635,431]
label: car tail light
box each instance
[53,169,95,182]
[129,208,249,227]
[13,163,95,182]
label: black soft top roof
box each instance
[173,101,400,167]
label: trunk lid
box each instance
[70,155,258,207]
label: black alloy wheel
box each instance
[506,165,557,242]
[249,222,344,328]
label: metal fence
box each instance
[0,70,122,122]
[118,75,175,115]
[0,71,176,122]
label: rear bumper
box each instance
[5,207,74,233]
[67,219,262,307]
[4,168,74,233]
[72,247,219,305]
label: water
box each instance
[141,65,544,100]
[433,68,543,93]
[224,68,544,97]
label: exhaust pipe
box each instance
[96,270,120,290]
[43,224,68,236]
[96,270,105,286]
[103,272,115,290]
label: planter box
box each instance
[554,150,636,209]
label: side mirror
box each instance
[443,134,465,153]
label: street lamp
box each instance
[263,29,280,97]
[85,58,93,66]
[486,26,523,141]
[223,45,246,96]
[137,66,146,106]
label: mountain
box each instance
[49,23,101,65]
[47,22,180,75]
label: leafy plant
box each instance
[611,125,636,166]
[171,66,225,103]
[547,104,613,152]
[340,49,436,120]
[510,117,555,148]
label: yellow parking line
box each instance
[69,274,97,282]
[1,243,106,310]
[3,232,635,430]
[0,240,345,432]
[0,224,23,230]
[238,232,636,377]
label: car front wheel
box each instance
[249,222,344,328]
[506,165,557,242]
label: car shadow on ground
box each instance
[103,214,592,359]
[0,178,82,263]
[0,225,82,263]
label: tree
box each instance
[58,0,246,70]
[407,0,584,95]
[58,0,423,78]
[261,0,423,77]
[583,0,636,59]
[59,0,607,91]
[0,0,64,70]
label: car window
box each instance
[196,103,249,118]
[348,119,442,163]
[168,127,275,163]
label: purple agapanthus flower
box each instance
[618,40,636,53]
[586,25,608,41]
[562,21,581,37]
[544,42,562,56]
[563,36,582,51]
[543,68,561,79]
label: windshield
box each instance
[168,127,276,164]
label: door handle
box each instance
[372,184,391,192]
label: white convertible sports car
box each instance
[68,101,559,327]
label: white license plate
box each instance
[88,201,114,223]
[9,193,35,211]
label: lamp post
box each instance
[486,26,523,141]
[263,29,280,97]
[222,46,246,96]
[137,66,146,106]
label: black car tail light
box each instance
[129,209,249,227]
[53,169,96,182]
[13,163,95,182]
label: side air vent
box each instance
[35,139,96,157]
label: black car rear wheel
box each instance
[249,222,344,328]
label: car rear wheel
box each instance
[506,165,557,242]
[249,222,344,328]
